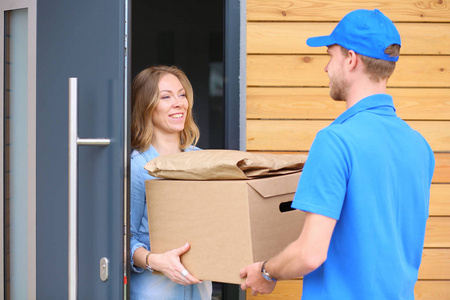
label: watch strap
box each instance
[261,261,277,282]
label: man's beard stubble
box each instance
[329,76,347,102]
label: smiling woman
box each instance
[151,74,189,143]
[129,65,211,299]
[131,66,199,154]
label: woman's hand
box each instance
[149,243,202,285]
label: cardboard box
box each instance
[145,171,306,284]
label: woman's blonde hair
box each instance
[131,65,200,151]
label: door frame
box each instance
[223,0,246,298]
[0,0,37,299]
[224,0,244,151]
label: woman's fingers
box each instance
[179,268,201,285]
[156,244,202,285]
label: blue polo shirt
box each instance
[292,94,435,300]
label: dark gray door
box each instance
[36,0,129,299]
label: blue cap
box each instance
[306,9,401,62]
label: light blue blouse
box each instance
[130,145,212,300]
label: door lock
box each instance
[100,257,109,281]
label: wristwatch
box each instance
[261,261,277,282]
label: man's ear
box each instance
[346,50,358,71]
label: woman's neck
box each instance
[151,132,182,155]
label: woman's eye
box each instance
[179,93,186,98]
[161,95,170,100]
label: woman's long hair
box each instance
[131,65,200,151]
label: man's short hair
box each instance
[340,44,400,82]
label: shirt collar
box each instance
[141,144,195,160]
[139,145,159,162]
[332,94,397,125]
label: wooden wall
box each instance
[245,0,450,299]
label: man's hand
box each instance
[239,262,276,296]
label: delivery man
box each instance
[240,8,435,299]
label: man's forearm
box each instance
[265,213,336,280]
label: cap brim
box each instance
[306,35,335,47]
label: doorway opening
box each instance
[132,0,225,150]
[131,0,241,298]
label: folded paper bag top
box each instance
[144,149,308,180]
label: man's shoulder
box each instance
[317,122,351,140]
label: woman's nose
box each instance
[172,96,182,106]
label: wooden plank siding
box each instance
[247,23,450,55]
[247,120,450,152]
[429,184,450,216]
[247,87,450,120]
[246,278,450,300]
[245,0,450,299]
[247,0,450,22]
[247,55,450,87]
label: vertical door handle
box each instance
[68,77,110,300]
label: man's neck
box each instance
[345,79,388,109]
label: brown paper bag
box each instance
[144,149,307,180]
